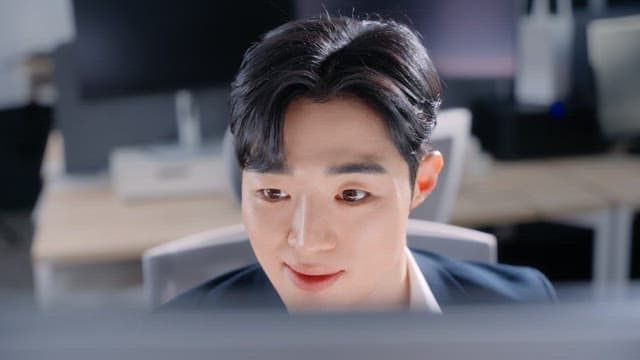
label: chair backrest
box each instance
[587,15,640,139]
[142,219,496,308]
[222,108,472,223]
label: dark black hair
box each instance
[230,15,441,186]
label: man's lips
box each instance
[284,263,344,292]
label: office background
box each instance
[0,0,639,307]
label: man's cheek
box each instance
[247,215,282,240]
[244,202,288,227]
[337,202,400,233]
[245,207,291,250]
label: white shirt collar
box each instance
[406,247,442,314]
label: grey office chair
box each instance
[223,108,471,223]
[143,219,496,308]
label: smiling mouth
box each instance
[284,263,344,292]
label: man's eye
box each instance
[257,188,290,201]
[339,189,369,202]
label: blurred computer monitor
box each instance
[2,298,640,360]
[72,1,294,99]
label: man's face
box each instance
[241,97,418,311]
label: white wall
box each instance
[0,0,74,108]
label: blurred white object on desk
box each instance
[109,142,229,201]
[515,0,574,106]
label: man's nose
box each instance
[287,195,337,252]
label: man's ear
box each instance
[410,151,444,210]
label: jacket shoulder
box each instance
[413,249,556,306]
[162,263,283,310]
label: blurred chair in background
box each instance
[143,220,496,308]
[223,108,472,223]
[587,14,640,152]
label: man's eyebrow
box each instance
[325,161,388,175]
[245,162,387,175]
[245,165,293,175]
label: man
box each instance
[167,15,556,313]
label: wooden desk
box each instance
[452,154,640,286]
[549,155,640,205]
[31,180,242,308]
[550,155,640,285]
[452,160,609,227]
[33,184,242,264]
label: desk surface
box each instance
[549,155,640,205]
[33,153,640,263]
[453,154,640,227]
[453,160,602,226]
[32,184,242,263]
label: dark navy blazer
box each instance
[165,249,556,311]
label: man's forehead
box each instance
[282,98,391,144]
